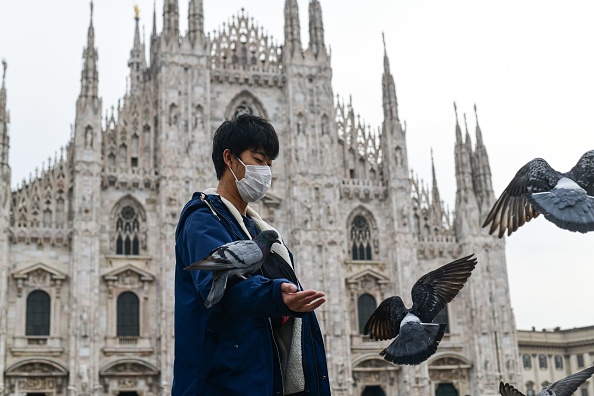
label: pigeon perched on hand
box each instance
[483,150,594,238]
[184,230,281,308]
[499,365,594,396]
[364,254,477,365]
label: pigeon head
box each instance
[255,230,281,250]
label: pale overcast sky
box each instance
[1,1,593,330]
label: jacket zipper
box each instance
[206,195,285,393]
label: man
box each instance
[173,115,331,395]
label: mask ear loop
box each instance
[227,152,243,182]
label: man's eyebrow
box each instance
[251,150,266,156]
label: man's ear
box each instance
[222,148,234,168]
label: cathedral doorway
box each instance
[362,385,386,396]
[435,383,459,396]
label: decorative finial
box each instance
[453,101,459,122]
[474,103,479,126]
[134,4,140,20]
[382,32,386,54]
[2,59,6,81]
[90,1,94,21]
[431,147,434,162]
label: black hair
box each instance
[212,114,280,180]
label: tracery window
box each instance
[350,215,372,260]
[357,293,376,334]
[117,292,139,337]
[234,103,253,118]
[115,205,140,255]
[26,290,50,336]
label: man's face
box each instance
[224,148,273,181]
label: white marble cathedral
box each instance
[0,1,521,395]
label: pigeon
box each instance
[499,365,594,396]
[363,254,477,365]
[184,230,281,308]
[483,150,594,238]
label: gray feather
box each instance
[184,230,280,308]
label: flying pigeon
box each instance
[184,230,281,308]
[499,365,594,396]
[363,254,477,365]
[483,150,594,238]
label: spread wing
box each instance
[499,382,525,396]
[363,296,408,341]
[483,158,561,238]
[539,365,594,396]
[567,149,594,196]
[410,254,477,323]
[184,240,263,271]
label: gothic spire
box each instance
[0,59,9,168]
[284,0,302,59]
[474,103,483,146]
[464,112,471,148]
[454,102,462,144]
[152,0,157,36]
[188,0,205,47]
[0,59,6,119]
[128,5,146,94]
[163,0,180,41]
[308,0,327,59]
[382,33,399,121]
[80,1,99,98]
[431,149,443,223]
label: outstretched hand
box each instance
[281,283,326,313]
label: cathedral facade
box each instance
[0,1,520,395]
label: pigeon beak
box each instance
[274,239,282,245]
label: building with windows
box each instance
[0,1,520,395]
[518,326,594,396]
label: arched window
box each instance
[554,355,563,369]
[435,383,459,396]
[526,381,535,396]
[115,205,141,255]
[578,353,585,368]
[350,215,372,261]
[362,386,385,396]
[523,354,532,369]
[117,292,139,337]
[358,294,376,334]
[433,307,449,334]
[26,290,50,336]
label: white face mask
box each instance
[229,156,272,203]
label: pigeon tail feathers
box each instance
[380,322,446,365]
[527,188,594,233]
[204,271,229,309]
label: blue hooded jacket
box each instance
[173,192,331,395]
